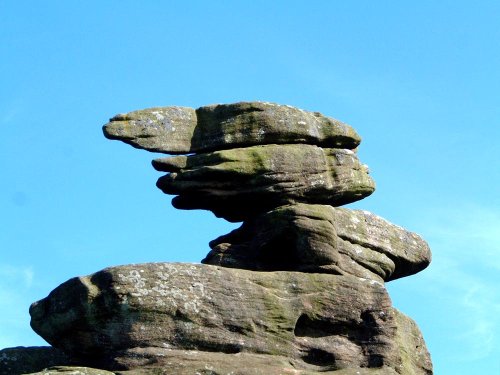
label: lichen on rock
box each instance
[153,144,375,221]
[203,203,431,281]
[103,101,361,154]
[29,263,431,374]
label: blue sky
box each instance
[1,1,498,374]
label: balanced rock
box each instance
[13,102,433,374]
[153,145,374,221]
[99,101,432,372]
[203,203,431,281]
[104,101,375,221]
[30,263,432,374]
[103,102,361,154]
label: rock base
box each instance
[26,263,431,375]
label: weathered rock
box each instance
[393,309,433,375]
[30,263,431,374]
[20,101,432,374]
[111,349,402,374]
[24,362,401,375]
[0,346,72,375]
[153,144,374,221]
[204,204,431,281]
[12,349,428,375]
[103,102,361,154]
[25,367,115,375]
[18,350,428,375]
[109,315,431,374]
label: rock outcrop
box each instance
[0,347,71,375]
[2,102,432,374]
[153,145,374,221]
[29,263,431,374]
[204,203,431,282]
[103,102,361,154]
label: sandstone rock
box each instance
[0,346,72,375]
[153,144,374,221]
[103,102,361,154]
[25,367,115,375]
[19,101,433,375]
[204,204,431,281]
[30,263,431,374]
[19,354,425,375]
[111,348,402,374]
[393,309,433,375]
[24,361,400,375]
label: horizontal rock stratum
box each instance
[103,102,361,154]
[154,145,375,221]
[29,263,432,374]
[204,204,431,281]
[104,102,375,220]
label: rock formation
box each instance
[1,102,432,374]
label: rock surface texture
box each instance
[29,263,431,374]
[153,145,374,221]
[204,203,431,282]
[103,102,361,154]
[3,102,432,374]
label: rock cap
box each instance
[103,101,361,154]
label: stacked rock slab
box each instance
[24,102,432,375]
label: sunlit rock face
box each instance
[103,101,361,154]
[22,102,432,374]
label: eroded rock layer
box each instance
[103,102,361,154]
[204,203,431,281]
[153,145,374,221]
[29,263,431,374]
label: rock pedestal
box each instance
[4,102,432,374]
[29,263,431,374]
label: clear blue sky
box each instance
[1,1,498,374]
